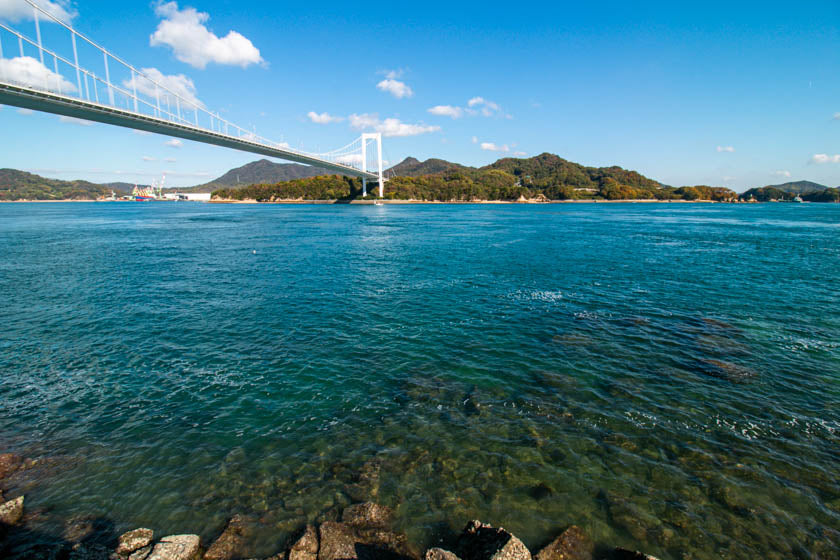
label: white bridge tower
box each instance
[360,132,384,198]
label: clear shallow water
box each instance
[0,202,838,559]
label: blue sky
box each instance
[1,0,839,190]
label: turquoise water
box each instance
[0,202,838,559]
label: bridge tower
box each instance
[361,133,384,198]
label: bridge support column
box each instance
[361,135,367,197]
[376,133,383,198]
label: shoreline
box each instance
[2,198,747,204]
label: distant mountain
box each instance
[0,169,120,201]
[186,159,333,192]
[757,180,828,195]
[387,157,470,177]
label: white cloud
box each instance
[123,67,202,108]
[465,96,502,117]
[480,142,510,152]
[0,0,75,22]
[513,151,527,157]
[307,111,344,124]
[165,138,183,148]
[59,115,94,126]
[427,105,463,119]
[336,154,363,165]
[716,146,735,153]
[773,170,791,178]
[376,78,413,99]
[142,156,156,162]
[471,136,478,144]
[811,153,840,164]
[16,107,33,115]
[150,2,264,69]
[165,157,177,163]
[0,56,75,93]
[348,113,440,137]
[133,130,153,136]
[833,112,840,120]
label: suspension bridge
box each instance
[0,0,386,196]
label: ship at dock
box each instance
[132,175,165,201]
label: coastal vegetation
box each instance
[0,169,116,201]
[210,154,740,202]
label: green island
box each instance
[3,154,840,203]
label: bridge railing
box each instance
[0,0,370,174]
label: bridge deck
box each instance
[0,81,379,180]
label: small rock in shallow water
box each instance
[0,453,23,480]
[0,495,24,525]
[697,359,756,383]
[457,520,531,560]
[145,534,201,560]
[527,483,553,501]
[205,514,252,560]
[534,526,593,560]
[426,549,460,560]
[342,502,394,529]
[115,528,155,556]
[289,525,319,560]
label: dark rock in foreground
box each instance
[534,526,593,560]
[457,520,531,560]
[609,548,659,560]
[289,524,319,560]
[318,522,358,560]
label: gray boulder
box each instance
[533,526,593,560]
[114,528,154,557]
[145,534,201,560]
[425,549,460,560]
[0,495,24,525]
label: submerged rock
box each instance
[456,520,531,560]
[145,534,201,560]
[205,514,252,560]
[0,495,24,525]
[425,549,460,560]
[698,359,756,383]
[289,525,319,560]
[68,542,111,560]
[115,528,154,557]
[0,453,23,480]
[527,483,553,501]
[342,502,394,529]
[533,526,593,560]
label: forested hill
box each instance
[0,169,117,201]
[186,159,333,192]
[387,157,470,177]
[212,153,738,202]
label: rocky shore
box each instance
[0,452,661,560]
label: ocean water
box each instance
[0,202,838,559]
